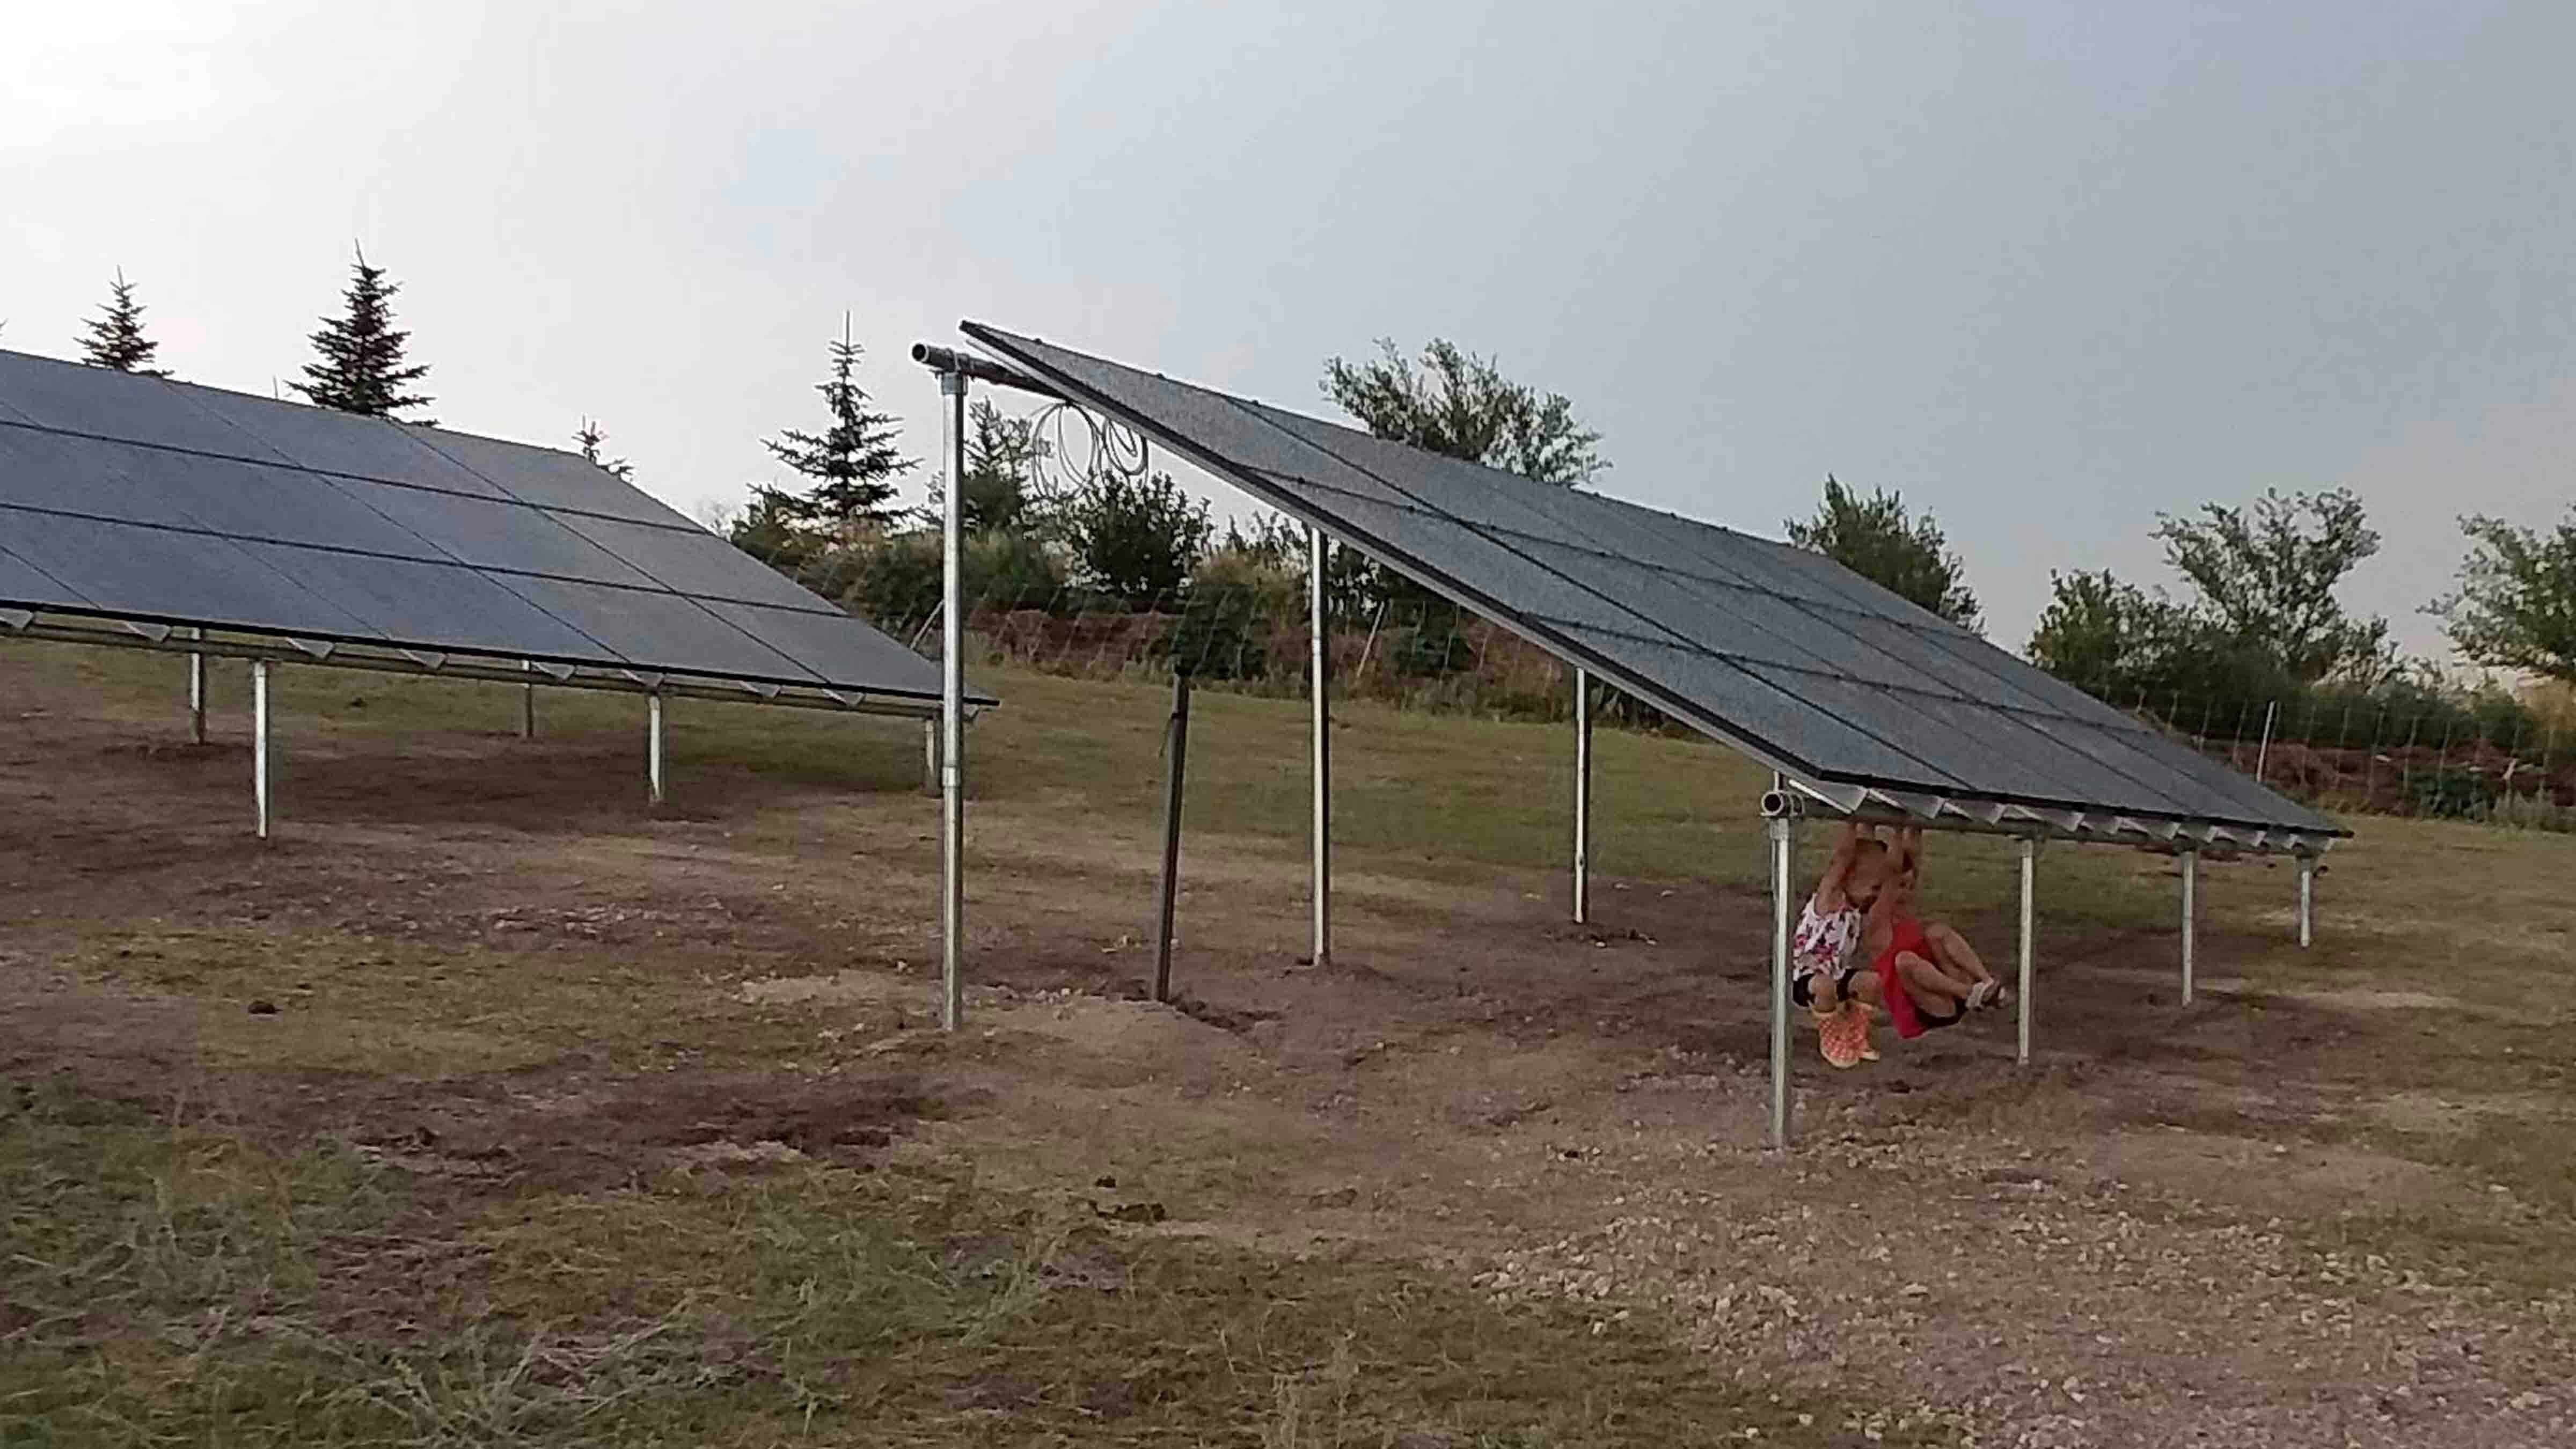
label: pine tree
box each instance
[291,247,434,421]
[78,269,170,376]
[575,419,634,480]
[758,316,913,526]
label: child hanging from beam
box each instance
[1848,826,2007,1042]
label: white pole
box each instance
[2179,848,2198,1005]
[647,692,665,806]
[2254,699,2279,783]
[1572,667,1592,925]
[521,661,536,739]
[1767,811,1793,1149]
[2016,835,2037,1065]
[188,627,207,745]
[2297,854,2314,949]
[922,718,940,798]
[251,658,271,840]
[940,370,968,1031]
[1309,523,1331,968]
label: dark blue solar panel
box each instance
[177,385,517,499]
[0,536,81,609]
[0,506,370,638]
[0,349,971,704]
[965,321,2331,834]
[0,352,290,459]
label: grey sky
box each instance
[8,1,2570,662]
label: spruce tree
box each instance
[291,247,434,421]
[575,419,634,480]
[758,316,913,526]
[78,269,170,376]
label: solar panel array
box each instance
[962,323,2340,844]
[0,349,975,709]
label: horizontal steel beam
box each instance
[908,342,1067,399]
[3,612,971,723]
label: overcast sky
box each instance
[7,1,2571,661]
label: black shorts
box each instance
[1790,962,1861,1011]
[1914,999,1963,1032]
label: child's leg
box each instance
[1922,923,1995,987]
[1892,950,1973,1011]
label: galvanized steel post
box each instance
[521,661,536,739]
[940,370,968,1031]
[2179,848,2199,1005]
[187,627,207,745]
[251,658,271,840]
[2016,835,2037,1066]
[1153,671,1192,1003]
[921,719,940,797]
[647,692,665,805]
[2296,853,2315,949]
[1572,668,1592,925]
[1309,523,1331,968]
[1766,810,1793,1149]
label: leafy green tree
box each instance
[1785,475,1982,631]
[78,269,169,375]
[924,399,1053,534]
[1062,471,1212,608]
[291,248,433,421]
[574,419,633,480]
[2431,507,2576,684]
[2153,487,2391,684]
[1322,338,1606,487]
[755,317,913,529]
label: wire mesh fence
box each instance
[726,512,2575,833]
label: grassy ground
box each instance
[5,640,2573,1446]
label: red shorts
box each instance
[1871,918,1958,1041]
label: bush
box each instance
[841,531,945,630]
[1167,548,1300,679]
[967,528,1066,612]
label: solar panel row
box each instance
[960,323,2337,839]
[0,349,970,705]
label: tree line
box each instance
[52,262,2576,711]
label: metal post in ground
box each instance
[1572,667,1593,925]
[251,658,272,840]
[188,627,207,745]
[2016,834,2038,1065]
[647,692,666,806]
[921,719,940,798]
[2297,853,2315,949]
[1767,809,1794,1150]
[2179,848,2199,1005]
[1153,672,1194,1003]
[521,661,536,739]
[1309,523,1331,969]
[940,369,968,1031]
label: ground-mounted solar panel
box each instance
[960,322,2338,845]
[0,347,988,714]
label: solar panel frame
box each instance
[0,349,987,713]
[959,321,2341,845]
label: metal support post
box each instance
[1767,811,1794,1150]
[187,627,207,745]
[1153,672,1193,1002]
[921,719,940,797]
[2016,835,2037,1066]
[1572,667,1592,925]
[647,692,665,806]
[939,370,968,1031]
[251,658,272,840]
[2296,853,2314,949]
[2179,848,2199,1005]
[520,661,536,738]
[1309,523,1331,968]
